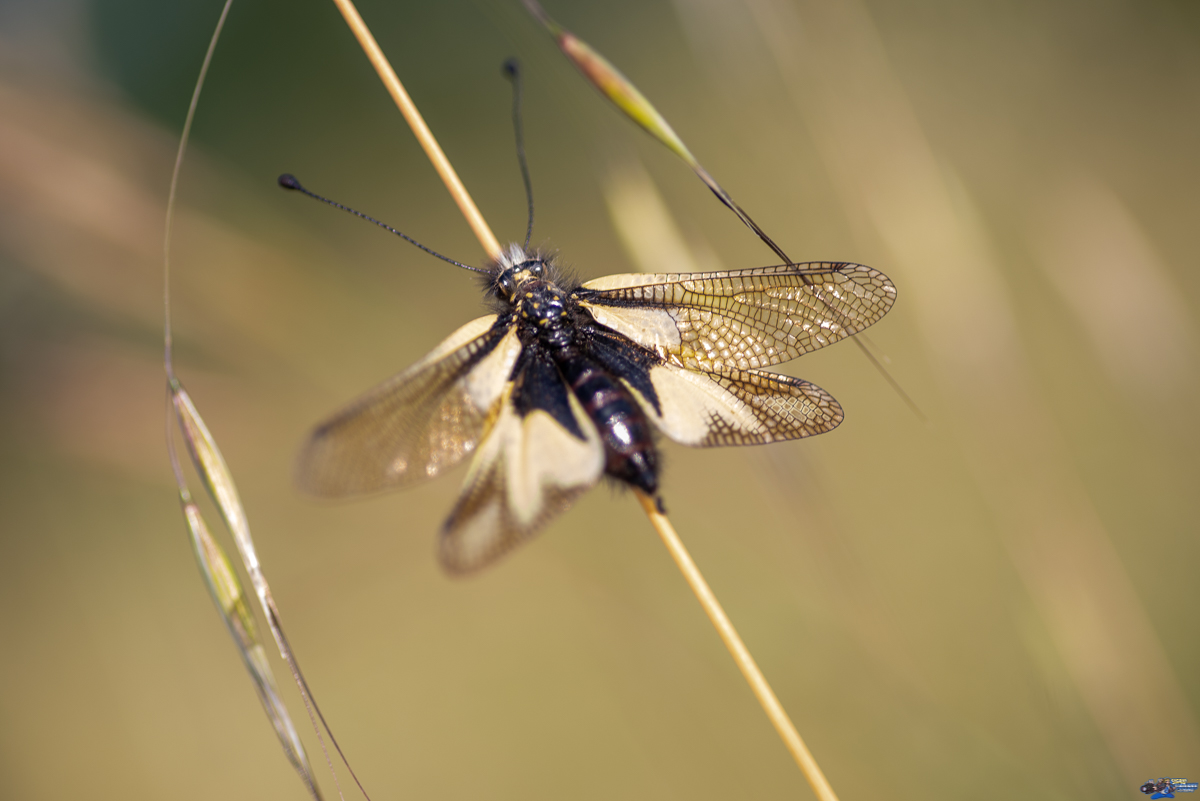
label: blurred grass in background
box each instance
[0,0,1197,799]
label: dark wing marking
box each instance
[439,389,605,574]
[629,362,843,447]
[511,344,586,440]
[576,263,895,371]
[585,325,663,415]
[296,316,519,497]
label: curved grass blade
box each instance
[523,0,922,419]
[160,0,326,794]
[521,0,789,263]
[179,488,321,800]
[172,379,376,800]
[171,383,251,564]
[161,1,376,796]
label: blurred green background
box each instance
[1,0,1197,798]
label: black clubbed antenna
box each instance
[278,174,488,274]
[502,59,534,251]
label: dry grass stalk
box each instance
[328,0,841,796]
[330,0,502,261]
[635,491,839,801]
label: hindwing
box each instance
[632,363,842,447]
[581,304,844,448]
[438,385,605,574]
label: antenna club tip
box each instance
[278,173,303,191]
[502,58,519,79]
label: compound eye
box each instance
[528,260,544,277]
[497,272,515,295]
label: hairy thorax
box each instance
[514,280,575,350]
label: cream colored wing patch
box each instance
[439,391,605,574]
[633,363,843,447]
[296,317,521,497]
[578,262,895,371]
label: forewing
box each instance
[296,316,520,497]
[438,390,605,574]
[631,362,843,447]
[577,262,895,371]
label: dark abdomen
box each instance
[556,353,659,495]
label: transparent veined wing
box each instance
[296,316,520,497]
[576,262,895,372]
[582,321,843,448]
[438,386,605,574]
[630,362,843,447]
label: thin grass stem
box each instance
[163,0,233,381]
[164,4,359,797]
[333,2,839,795]
[634,491,839,801]
[330,0,502,260]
